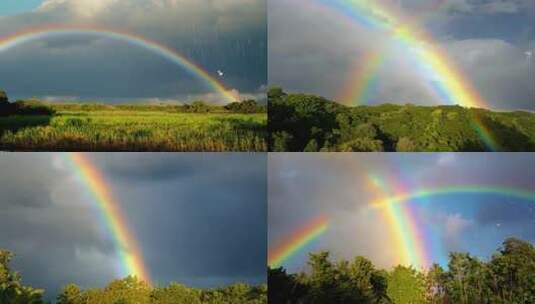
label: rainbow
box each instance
[368,177,535,268]
[310,0,500,150]
[0,24,238,102]
[368,175,431,267]
[268,216,329,268]
[371,185,535,209]
[65,153,151,284]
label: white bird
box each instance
[217,70,224,77]
[525,51,532,60]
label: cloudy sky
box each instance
[269,153,535,273]
[269,0,535,110]
[0,153,266,300]
[0,0,266,103]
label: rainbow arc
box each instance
[0,24,238,102]
[268,216,329,268]
[270,177,535,269]
[66,153,151,284]
[308,0,500,150]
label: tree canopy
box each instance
[268,88,535,152]
[268,237,535,303]
[0,249,266,304]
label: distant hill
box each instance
[268,88,535,152]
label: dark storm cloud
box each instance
[269,0,535,110]
[0,153,266,300]
[0,0,266,102]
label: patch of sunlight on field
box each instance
[0,111,267,151]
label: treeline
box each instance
[268,88,535,151]
[0,250,266,304]
[268,237,535,304]
[0,90,266,115]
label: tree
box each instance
[57,284,82,304]
[224,100,263,113]
[395,137,416,152]
[150,283,201,304]
[267,87,287,102]
[0,90,13,116]
[387,266,426,304]
[487,238,535,303]
[0,250,45,304]
[0,91,7,103]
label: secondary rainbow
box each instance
[368,175,431,268]
[371,185,535,209]
[65,153,151,284]
[368,180,535,268]
[268,216,329,268]
[309,0,500,150]
[0,24,238,102]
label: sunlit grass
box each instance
[0,110,267,151]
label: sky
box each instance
[0,1,42,16]
[0,153,266,300]
[0,0,267,103]
[268,153,535,273]
[269,0,535,110]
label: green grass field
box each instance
[0,109,267,151]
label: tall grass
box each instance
[0,111,267,151]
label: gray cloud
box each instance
[0,0,266,103]
[269,0,535,110]
[0,153,266,300]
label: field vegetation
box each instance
[0,91,267,151]
[269,88,535,152]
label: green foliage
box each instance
[55,278,266,304]
[12,100,56,115]
[225,100,266,114]
[387,266,426,304]
[0,95,267,151]
[269,238,535,304]
[269,89,535,151]
[269,252,389,303]
[0,91,7,103]
[0,250,45,304]
[0,111,266,152]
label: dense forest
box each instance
[268,238,535,304]
[0,250,266,304]
[268,88,535,152]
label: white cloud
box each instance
[445,213,473,237]
[437,153,457,166]
[38,0,119,17]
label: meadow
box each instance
[0,101,267,151]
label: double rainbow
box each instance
[271,178,535,269]
[303,0,500,150]
[65,153,151,284]
[0,24,238,102]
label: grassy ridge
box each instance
[0,104,267,151]
[268,88,535,152]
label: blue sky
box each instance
[0,153,267,300]
[0,0,41,16]
[269,0,535,110]
[268,153,535,273]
